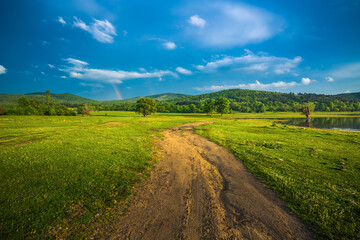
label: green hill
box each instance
[336,92,360,99]
[0,92,98,107]
[105,93,189,103]
[166,89,360,104]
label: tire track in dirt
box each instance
[113,122,313,240]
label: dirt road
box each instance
[113,122,313,239]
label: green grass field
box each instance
[196,119,360,239]
[0,112,218,239]
[1,111,359,239]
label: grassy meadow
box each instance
[196,118,360,239]
[0,111,359,239]
[0,112,216,238]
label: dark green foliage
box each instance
[77,104,92,116]
[46,90,51,104]
[165,89,360,113]
[12,97,75,116]
[204,99,216,116]
[301,102,316,120]
[0,105,6,115]
[216,97,230,116]
[136,98,157,117]
[0,92,97,107]
[1,89,360,114]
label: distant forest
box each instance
[91,89,360,113]
[1,89,360,115]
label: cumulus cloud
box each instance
[61,58,176,83]
[163,41,176,50]
[176,67,192,75]
[0,65,7,74]
[325,76,334,82]
[58,16,66,25]
[195,80,300,91]
[188,15,206,28]
[195,76,315,91]
[196,50,302,75]
[301,77,312,85]
[73,17,117,43]
[183,1,284,47]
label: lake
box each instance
[281,117,360,132]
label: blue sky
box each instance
[0,0,359,100]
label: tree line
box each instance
[85,98,360,114]
[0,91,76,116]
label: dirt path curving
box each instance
[113,122,313,240]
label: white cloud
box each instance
[48,64,55,69]
[60,76,67,79]
[301,77,312,85]
[163,41,176,50]
[64,58,89,67]
[80,82,104,88]
[196,77,313,91]
[58,16,66,25]
[149,38,177,50]
[42,40,50,45]
[195,80,299,91]
[325,76,334,82]
[41,72,45,75]
[241,63,269,71]
[183,2,284,47]
[0,65,7,74]
[196,50,302,75]
[62,58,177,83]
[73,17,117,43]
[344,90,350,93]
[176,67,192,75]
[188,15,206,28]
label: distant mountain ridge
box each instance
[162,89,360,104]
[0,92,98,107]
[104,93,189,103]
[0,90,359,107]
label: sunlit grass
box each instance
[0,112,217,238]
[1,111,359,238]
[195,119,360,239]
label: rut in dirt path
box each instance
[113,122,313,240]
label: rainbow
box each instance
[112,83,123,100]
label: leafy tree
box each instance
[204,99,216,116]
[216,97,230,116]
[301,102,315,122]
[136,98,157,117]
[189,104,197,113]
[257,103,266,113]
[0,105,6,115]
[157,105,166,112]
[18,97,30,107]
[46,90,51,104]
[79,104,92,116]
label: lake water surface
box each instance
[281,117,360,132]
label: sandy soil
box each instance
[113,122,313,240]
